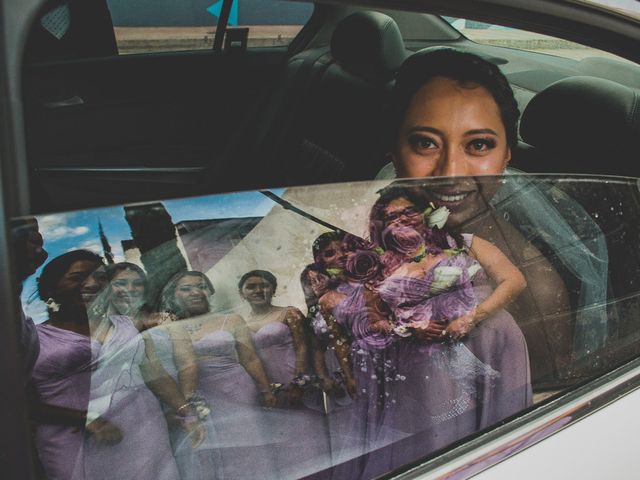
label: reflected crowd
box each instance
[15,183,538,480]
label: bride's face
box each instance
[392,76,510,227]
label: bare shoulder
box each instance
[319,290,345,312]
[223,313,246,328]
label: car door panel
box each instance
[24,48,287,213]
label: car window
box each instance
[26,0,314,60]
[575,0,640,20]
[13,175,640,479]
[442,16,634,62]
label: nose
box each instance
[82,274,100,292]
[434,146,471,177]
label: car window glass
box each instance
[26,0,314,61]
[442,16,634,62]
[12,175,640,478]
[575,0,640,20]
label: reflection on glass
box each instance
[14,175,636,479]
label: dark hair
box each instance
[37,250,104,301]
[105,262,147,284]
[300,263,324,309]
[369,185,464,250]
[238,270,278,292]
[312,231,346,266]
[159,271,214,319]
[387,47,520,150]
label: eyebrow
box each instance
[407,126,499,136]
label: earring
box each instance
[45,298,61,312]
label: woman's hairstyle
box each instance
[300,263,324,309]
[159,270,214,319]
[369,185,463,250]
[37,250,104,301]
[105,262,147,284]
[312,231,346,266]
[238,269,278,292]
[387,47,520,149]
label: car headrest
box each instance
[330,11,406,83]
[520,76,640,172]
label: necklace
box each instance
[184,321,204,335]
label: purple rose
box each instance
[382,225,425,257]
[429,268,477,321]
[345,249,382,282]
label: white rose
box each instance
[430,266,462,295]
[427,206,450,229]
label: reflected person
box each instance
[160,270,278,479]
[12,217,48,378]
[239,269,332,478]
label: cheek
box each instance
[393,148,438,178]
[466,151,509,175]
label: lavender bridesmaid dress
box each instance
[83,315,179,480]
[32,324,91,479]
[331,283,407,479]
[146,327,222,480]
[253,320,332,478]
[193,324,277,479]
[33,317,179,480]
[308,309,358,474]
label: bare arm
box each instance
[231,315,277,407]
[28,384,122,445]
[470,236,527,320]
[169,324,199,399]
[283,307,310,376]
[319,291,356,397]
[445,236,527,340]
[140,334,189,411]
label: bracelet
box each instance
[176,403,191,414]
[291,374,316,388]
[179,415,199,428]
[266,383,283,394]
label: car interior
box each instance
[22,2,640,214]
[17,0,640,390]
[7,1,640,477]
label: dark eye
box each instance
[468,138,496,152]
[409,134,437,151]
[323,249,335,258]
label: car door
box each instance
[22,0,316,213]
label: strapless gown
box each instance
[193,328,277,479]
[146,327,222,480]
[253,321,332,478]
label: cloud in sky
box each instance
[69,239,103,254]
[38,214,90,241]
